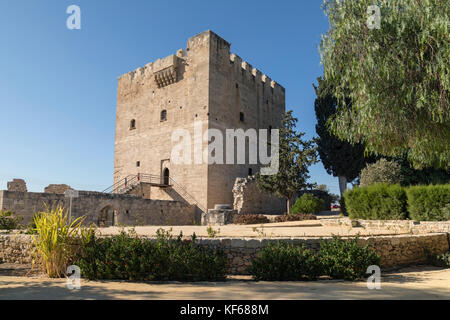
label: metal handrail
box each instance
[102,173,206,213]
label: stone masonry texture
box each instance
[1,233,448,275]
[114,30,285,212]
[0,190,197,227]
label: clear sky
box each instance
[0,0,340,194]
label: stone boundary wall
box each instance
[1,233,448,275]
[320,218,450,234]
[0,234,35,264]
[0,190,198,227]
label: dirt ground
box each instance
[96,218,410,238]
[0,264,448,300]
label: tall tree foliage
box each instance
[314,77,374,196]
[320,0,449,169]
[256,111,318,214]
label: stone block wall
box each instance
[233,177,286,215]
[0,190,198,226]
[0,234,34,264]
[1,232,448,275]
[321,218,450,234]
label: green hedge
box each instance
[343,183,450,221]
[248,237,380,281]
[76,229,227,281]
[407,185,450,221]
[344,184,408,220]
[291,194,324,214]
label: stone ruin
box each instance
[44,184,73,194]
[232,177,286,215]
[7,179,27,192]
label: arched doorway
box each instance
[163,168,170,185]
[98,205,117,228]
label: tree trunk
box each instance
[338,176,348,198]
[286,198,291,215]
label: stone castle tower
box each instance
[114,30,285,211]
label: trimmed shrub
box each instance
[344,184,407,220]
[248,237,380,281]
[319,237,381,280]
[291,194,324,214]
[407,184,450,221]
[274,213,317,222]
[248,242,322,281]
[233,214,270,225]
[76,229,227,281]
[0,210,21,230]
[360,158,404,187]
[427,252,450,268]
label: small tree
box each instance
[256,111,317,214]
[360,158,403,187]
[291,194,325,214]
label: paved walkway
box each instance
[1,266,449,300]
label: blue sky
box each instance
[0,0,340,194]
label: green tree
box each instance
[320,0,450,170]
[256,111,318,214]
[360,158,404,187]
[314,77,375,196]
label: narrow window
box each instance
[130,119,136,130]
[160,110,167,121]
[163,168,170,185]
[136,161,140,167]
[239,112,244,122]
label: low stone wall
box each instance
[321,218,450,234]
[0,234,34,264]
[1,232,448,275]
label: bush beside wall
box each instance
[248,242,322,281]
[248,237,381,281]
[407,185,450,221]
[76,229,227,281]
[233,214,270,225]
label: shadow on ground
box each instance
[1,266,449,300]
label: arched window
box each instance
[160,110,167,121]
[163,168,170,185]
[130,119,136,130]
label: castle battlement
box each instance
[229,53,284,93]
[119,31,284,94]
